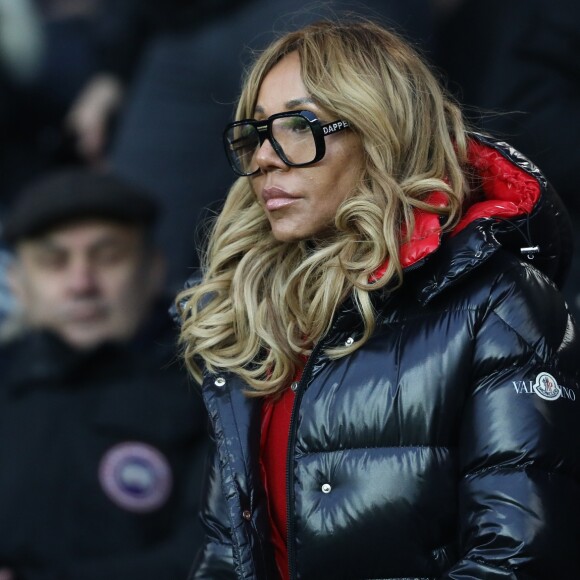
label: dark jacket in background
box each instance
[0,305,208,579]
[189,136,580,579]
[436,0,580,320]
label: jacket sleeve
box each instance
[444,264,580,578]
[188,425,238,579]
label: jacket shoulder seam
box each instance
[297,444,449,456]
[486,307,562,364]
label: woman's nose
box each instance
[254,137,287,173]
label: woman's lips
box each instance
[262,187,299,212]
[265,197,298,211]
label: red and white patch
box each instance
[99,442,172,512]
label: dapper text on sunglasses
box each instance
[223,110,350,177]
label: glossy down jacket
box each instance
[189,135,580,579]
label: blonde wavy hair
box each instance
[177,19,470,396]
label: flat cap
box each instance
[1,169,160,244]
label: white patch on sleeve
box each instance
[532,372,562,401]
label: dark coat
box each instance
[189,136,580,579]
[0,305,208,579]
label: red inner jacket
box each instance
[260,367,302,580]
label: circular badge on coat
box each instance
[533,372,561,401]
[99,442,173,513]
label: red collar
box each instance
[371,139,541,280]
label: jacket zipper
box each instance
[286,339,324,580]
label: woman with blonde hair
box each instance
[177,18,580,579]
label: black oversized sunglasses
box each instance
[223,110,350,176]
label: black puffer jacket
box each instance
[189,135,580,579]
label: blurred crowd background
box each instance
[0,0,578,310]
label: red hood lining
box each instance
[452,140,540,236]
[371,140,541,280]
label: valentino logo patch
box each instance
[99,442,172,512]
[512,372,576,402]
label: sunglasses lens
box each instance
[224,113,320,176]
[271,115,317,165]
[225,123,261,175]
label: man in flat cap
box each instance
[0,169,208,579]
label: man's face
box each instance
[9,219,163,349]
